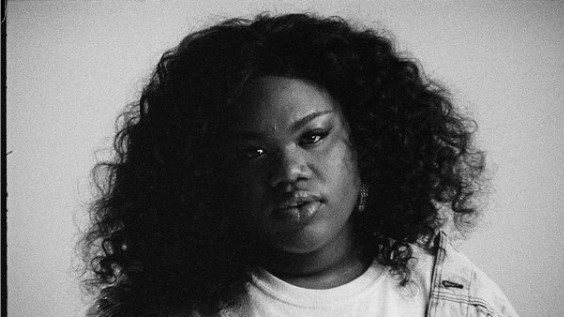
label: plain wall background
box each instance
[7,0,564,316]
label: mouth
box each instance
[272,192,323,224]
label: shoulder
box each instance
[426,231,520,317]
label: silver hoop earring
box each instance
[358,183,368,212]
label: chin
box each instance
[269,226,335,255]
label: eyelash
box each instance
[299,129,330,146]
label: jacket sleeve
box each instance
[467,265,520,317]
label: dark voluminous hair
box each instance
[80,13,485,317]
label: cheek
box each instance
[320,141,360,221]
[229,165,270,218]
[317,138,359,186]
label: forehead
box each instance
[234,76,339,132]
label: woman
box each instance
[81,13,519,317]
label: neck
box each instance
[259,222,373,289]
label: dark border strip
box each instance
[1,0,8,315]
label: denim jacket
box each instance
[427,231,520,317]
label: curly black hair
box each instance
[80,13,485,317]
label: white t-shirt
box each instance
[231,250,434,317]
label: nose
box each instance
[269,147,312,189]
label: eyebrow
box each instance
[289,110,334,134]
[234,110,334,139]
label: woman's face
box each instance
[225,76,361,255]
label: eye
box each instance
[241,147,266,160]
[300,130,329,146]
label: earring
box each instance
[357,183,368,212]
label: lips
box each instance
[272,192,322,224]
